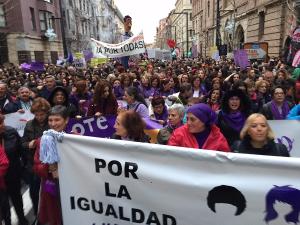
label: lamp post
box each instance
[173,11,189,57]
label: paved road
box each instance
[11,188,35,225]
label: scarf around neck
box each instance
[270,100,290,120]
[222,111,246,132]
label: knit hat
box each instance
[187,103,217,126]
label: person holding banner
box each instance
[87,80,118,117]
[21,97,50,221]
[112,110,149,142]
[34,105,69,225]
[231,113,289,157]
[168,103,230,152]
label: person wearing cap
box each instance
[48,86,78,118]
[216,89,252,146]
[167,103,230,152]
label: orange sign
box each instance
[243,42,268,60]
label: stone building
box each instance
[61,0,124,53]
[192,0,299,58]
[155,18,169,49]
[0,0,64,65]
[170,0,193,57]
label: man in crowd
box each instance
[39,75,56,99]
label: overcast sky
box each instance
[114,0,176,44]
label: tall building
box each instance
[0,0,64,65]
[61,0,124,53]
[155,18,169,49]
[171,0,193,57]
[192,0,298,58]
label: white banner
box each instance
[269,120,300,157]
[58,134,300,225]
[91,32,146,58]
[4,110,34,136]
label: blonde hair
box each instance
[240,113,275,140]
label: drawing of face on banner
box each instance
[207,185,247,218]
[264,186,300,224]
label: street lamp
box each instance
[173,11,189,57]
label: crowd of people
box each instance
[0,56,299,225]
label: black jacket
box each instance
[2,126,25,181]
[231,137,289,157]
[21,119,49,171]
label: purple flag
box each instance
[83,50,93,62]
[30,62,45,71]
[234,50,250,70]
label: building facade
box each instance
[192,0,298,58]
[0,0,64,65]
[155,18,168,49]
[61,0,123,53]
[171,0,193,57]
[154,0,193,57]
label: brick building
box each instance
[0,0,63,65]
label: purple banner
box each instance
[234,50,250,70]
[65,116,163,141]
[66,116,116,138]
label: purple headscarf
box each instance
[187,103,217,126]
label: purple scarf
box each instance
[154,106,168,122]
[270,100,290,120]
[222,111,246,132]
[194,127,211,148]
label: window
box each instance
[34,51,44,62]
[18,51,31,64]
[50,51,58,64]
[30,7,36,31]
[190,13,192,20]
[0,4,6,27]
[39,11,53,31]
[258,11,265,39]
[69,0,73,7]
[207,1,210,18]
[79,0,82,10]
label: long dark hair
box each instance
[126,86,148,107]
[93,80,116,105]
